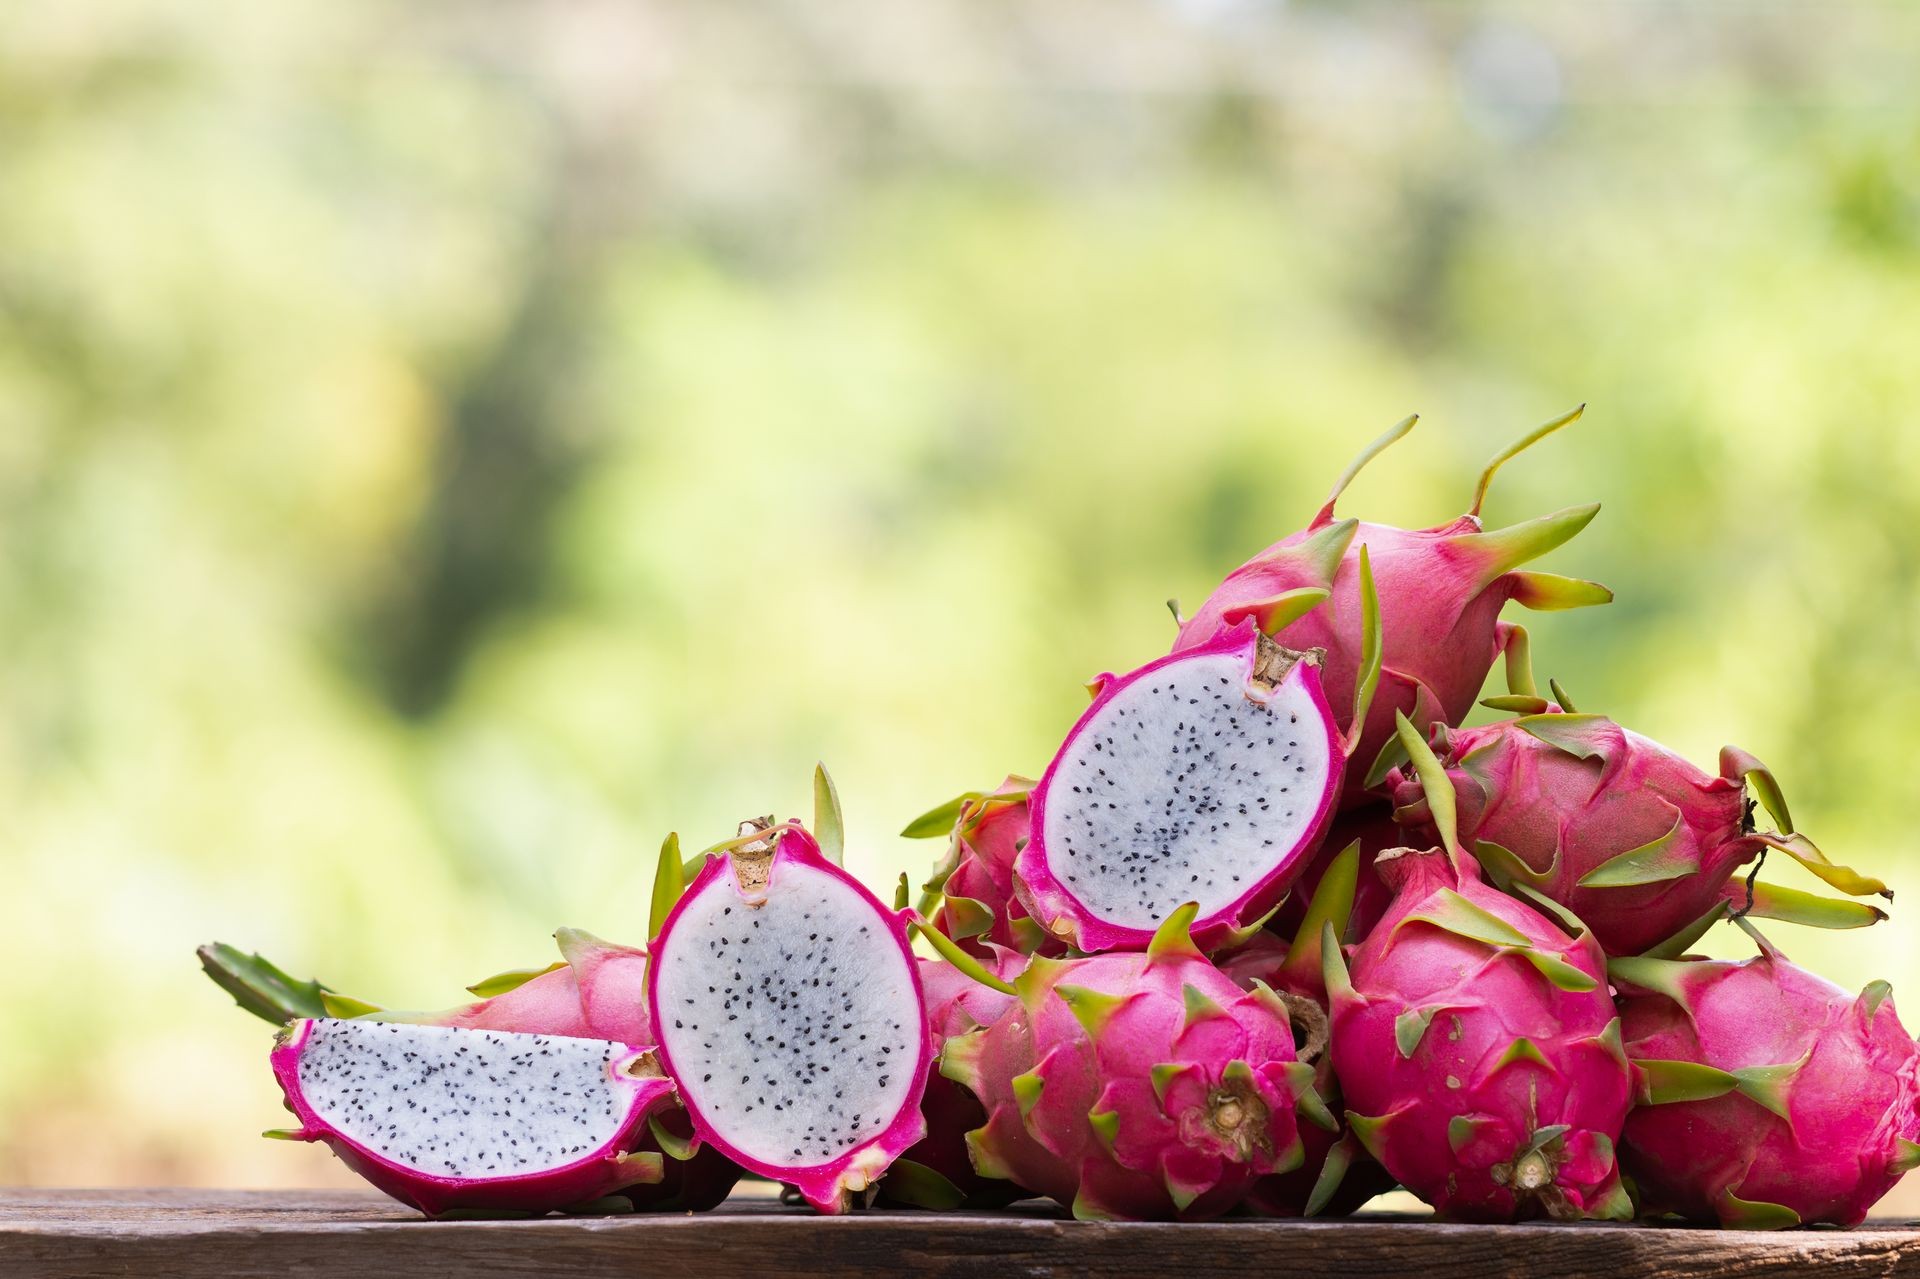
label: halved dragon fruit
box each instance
[942,905,1318,1220]
[1387,653,1890,956]
[646,819,933,1214]
[200,931,742,1212]
[270,1018,673,1217]
[1014,551,1382,952]
[1612,929,1920,1228]
[1322,714,1634,1222]
[1173,410,1610,804]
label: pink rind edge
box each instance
[1015,618,1344,951]
[270,1019,673,1217]
[646,823,933,1214]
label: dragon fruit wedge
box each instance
[944,905,1321,1220]
[877,950,1026,1210]
[1387,680,1891,957]
[647,818,933,1215]
[1611,931,1920,1228]
[1173,409,1610,806]
[1014,550,1382,952]
[1324,715,1634,1222]
[904,776,1061,959]
[269,1018,675,1217]
[1216,842,1399,1217]
[201,934,743,1213]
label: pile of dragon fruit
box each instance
[202,411,1920,1228]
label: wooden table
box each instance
[3,1189,1917,1278]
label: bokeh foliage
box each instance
[1,0,1916,1186]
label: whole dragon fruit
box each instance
[877,951,1025,1210]
[200,931,742,1213]
[1388,700,1890,957]
[1174,410,1610,805]
[1611,932,1920,1228]
[1215,843,1398,1217]
[647,819,934,1215]
[1015,552,1383,952]
[268,1018,674,1217]
[1324,717,1634,1222]
[942,904,1321,1220]
[904,776,1060,958]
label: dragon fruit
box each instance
[877,951,1026,1210]
[1611,931,1920,1228]
[942,905,1320,1220]
[1322,715,1634,1222]
[1388,696,1890,957]
[1215,843,1398,1217]
[269,1018,674,1217]
[1014,551,1382,952]
[904,776,1060,958]
[200,932,742,1212]
[1173,410,1611,805]
[646,819,933,1214]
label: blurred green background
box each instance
[2,0,1917,1199]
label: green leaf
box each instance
[1494,1038,1555,1074]
[1757,832,1892,899]
[1394,711,1457,858]
[1283,840,1359,978]
[1607,955,1700,1007]
[877,1160,966,1211]
[465,962,564,999]
[1447,1114,1495,1154]
[1087,1107,1121,1154]
[1394,1007,1437,1057]
[1146,902,1204,966]
[1730,1053,1809,1121]
[1345,1110,1398,1164]
[649,832,685,941]
[900,792,977,840]
[1720,747,1794,835]
[1861,980,1894,1025]
[1498,623,1537,697]
[196,943,334,1025]
[1719,1188,1801,1230]
[1577,809,1691,888]
[318,992,383,1018]
[1480,694,1553,714]
[1447,503,1601,588]
[1244,587,1331,636]
[1507,572,1613,612]
[1405,888,1533,950]
[910,920,1017,995]
[1056,984,1129,1039]
[1639,901,1729,960]
[1738,881,1887,931]
[1302,1135,1357,1217]
[1345,548,1382,747]
[1149,1062,1194,1108]
[1316,414,1417,523]
[1282,1062,1338,1133]
[1892,1138,1920,1176]
[1288,518,1361,584]
[1547,679,1578,714]
[647,1114,696,1161]
[261,1128,307,1141]
[1361,727,1410,790]
[894,873,910,913]
[812,763,845,867]
[1515,713,1612,760]
[1636,1058,1738,1105]
[1180,983,1231,1029]
[1012,1069,1045,1119]
[1469,404,1585,517]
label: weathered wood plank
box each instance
[1,1190,1916,1279]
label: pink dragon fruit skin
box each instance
[878,953,1026,1209]
[1214,846,1399,1218]
[1389,715,1890,957]
[907,777,1062,959]
[1325,828,1634,1221]
[1612,939,1920,1228]
[647,822,935,1215]
[1015,619,1348,953]
[1174,411,1610,806]
[942,906,1319,1221]
[270,1019,675,1218]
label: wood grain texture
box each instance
[2,1190,1917,1279]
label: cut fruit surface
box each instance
[272,1019,670,1217]
[1017,620,1342,950]
[648,822,931,1213]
